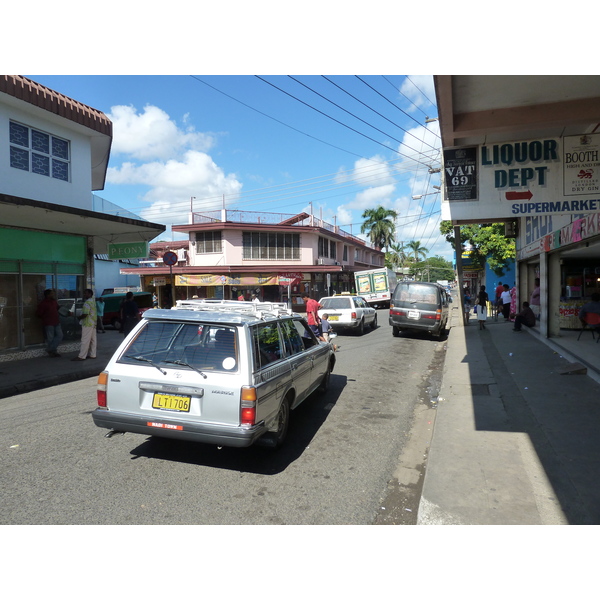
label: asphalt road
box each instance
[0,310,446,525]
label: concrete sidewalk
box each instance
[418,307,600,525]
[0,330,125,399]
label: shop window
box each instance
[9,121,70,182]
[0,274,19,350]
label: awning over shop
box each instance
[176,272,303,286]
[0,193,165,254]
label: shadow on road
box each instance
[128,374,347,474]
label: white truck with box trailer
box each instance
[354,268,398,308]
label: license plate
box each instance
[328,316,339,321]
[408,310,420,320]
[152,393,191,412]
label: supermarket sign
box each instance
[442,133,600,220]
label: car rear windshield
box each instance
[393,284,439,309]
[320,297,351,309]
[118,321,239,372]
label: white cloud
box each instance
[105,103,243,227]
[400,75,436,114]
[108,151,243,224]
[108,104,214,161]
[351,184,397,209]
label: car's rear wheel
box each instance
[270,397,290,448]
[318,365,331,393]
[371,314,378,329]
[356,319,365,335]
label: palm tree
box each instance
[361,206,398,251]
[406,240,429,262]
[386,241,407,271]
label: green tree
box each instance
[361,206,398,251]
[385,241,407,271]
[406,240,429,262]
[411,255,454,281]
[439,221,515,275]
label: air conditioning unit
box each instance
[318,258,325,265]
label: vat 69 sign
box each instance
[442,134,600,220]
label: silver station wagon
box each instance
[92,300,335,449]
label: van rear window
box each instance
[394,284,438,307]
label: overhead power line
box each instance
[255,75,439,171]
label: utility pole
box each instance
[454,225,467,325]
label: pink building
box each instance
[121,209,385,310]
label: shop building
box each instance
[0,76,165,359]
[119,209,385,311]
[436,75,600,338]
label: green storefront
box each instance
[0,227,88,352]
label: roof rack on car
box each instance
[172,299,295,319]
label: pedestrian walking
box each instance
[96,296,105,333]
[494,281,503,320]
[475,285,489,330]
[302,293,322,336]
[500,284,512,321]
[72,289,97,361]
[121,291,140,336]
[463,288,472,325]
[36,289,64,357]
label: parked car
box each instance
[92,299,335,449]
[100,291,154,330]
[389,281,451,339]
[317,294,377,335]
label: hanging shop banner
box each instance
[108,241,148,259]
[277,272,303,286]
[442,134,600,221]
[175,273,304,287]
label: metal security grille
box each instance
[9,121,70,181]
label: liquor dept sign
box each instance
[442,134,600,220]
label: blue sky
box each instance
[27,74,448,260]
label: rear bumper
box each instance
[389,315,443,334]
[92,408,268,448]
[329,319,361,330]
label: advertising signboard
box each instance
[442,134,600,221]
[108,241,148,260]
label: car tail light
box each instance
[351,311,357,319]
[97,371,108,407]
[241,386,257,425]
[435,309,442,321]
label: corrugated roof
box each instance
[0,75,112,137]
